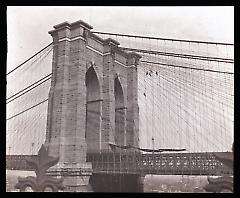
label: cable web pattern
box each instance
[6,44,53,155]
[6,32,234,156]
[97,32,233,153]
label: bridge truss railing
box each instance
[6,155,36,171]
[86,151,232,176]
[6,152,232,176]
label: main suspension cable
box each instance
[92,31,234,46]
[6,99,48,121]
[140,60,234,75]
[6,73,52,102]
[6,42,53,76]
[120,47,233,63]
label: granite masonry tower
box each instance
[44,20,142,192]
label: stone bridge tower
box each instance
[44,20,141,192]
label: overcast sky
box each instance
[7,6,234,71]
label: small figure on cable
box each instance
[149,70,153,76]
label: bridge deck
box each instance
[6,152,233,176]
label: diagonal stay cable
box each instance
[6,98,48,121]
[6,42,53,76]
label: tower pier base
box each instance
[46,163,93,192]
[89,173,145,192]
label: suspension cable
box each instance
[6,76,51,104]
[140,63,232,150]
[7,73,52,102]
[120,47,233,63]
[6,42,53,76]
[140,60,234,75]
[92,31,234,46]
[6,99,48,121]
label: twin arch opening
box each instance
[85,66,125,153]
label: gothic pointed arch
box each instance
[114,77,125,146]
[85,66,101,153]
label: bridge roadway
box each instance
[6,152,233,176]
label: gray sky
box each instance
[6,6,234,154]
[7,6,234,71]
